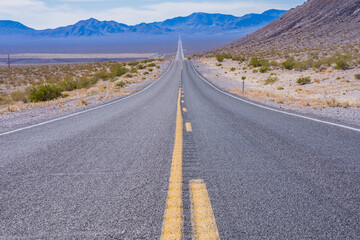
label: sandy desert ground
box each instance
[194,57,360,126]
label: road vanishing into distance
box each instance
[1,40,360,239]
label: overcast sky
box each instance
[0,0,306,30]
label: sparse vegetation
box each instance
[297,76,311,85]
[282,57,295,70]
[216,54,232,62]
[249,57,269,68]
[259,66,270,73]
[265,76,279,85]
[232,56,246,62]
[28,84,63,102]
[355,74,360,80]
[59,78,78,91]
[10,90,28,102]
[334,56,350,70]
[0,58,165,109]
[230,67,236,72]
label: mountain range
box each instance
[0,10,287,38]
[214,0,360,54]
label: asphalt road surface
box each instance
[1,40,360,239]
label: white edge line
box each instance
[0,60,175,137]
[189,61,360,133]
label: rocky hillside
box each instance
[213,0,360,54]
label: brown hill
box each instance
[213,0,360,55]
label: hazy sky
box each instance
[0,0,306,30]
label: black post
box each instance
[241,76,246,94]
[8,54,10,69]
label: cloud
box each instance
[0,0,297,29]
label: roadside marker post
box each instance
[242,76,246,93]
[8,54,10,70]
[106,80,109,96]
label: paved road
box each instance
[1,41,360,239]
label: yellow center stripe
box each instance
[182,108,187,112]
[190,179,220,240]
[185,122,192,132]
[161,87,183,240]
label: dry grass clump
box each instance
[325,98,349,108]
[77,98,91,106]
[297,76,311,85]
[86,87,100,95]
[264,76,279,85]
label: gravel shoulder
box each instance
[193,59,360,128]
[0,61,171,134]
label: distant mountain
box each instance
[213,0,360,54]
[0,20,35,35]
[0,10,287,38]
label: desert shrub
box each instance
[334,57,349,70]
[294,59,316,71]
[142,59,155,63]
[137,64,145,70]
[0,95,13,105]
[265,76,278,85]
[128,61,139,67]
[59,78,78,91]
[249,57,269,68]
[216,63,222,67]
[297,76,311,85]
[355,74,360,80]
[95,71,109,80]
[326,98,349,108]
[148,68,153,72]
[259,66,270,73]
[78,77,98,89]
[282,57,295,70]
[230,67,236,72]
[156,65,160,69]
[216,54,232,62]
[29,84,63,102]
[147,63,156,67]
[143,71,149,75]
[10,90,28,102]
[116,81,126,88]
[253,69,259,73]
[130,67,138,73]
[111,65,129,77]
[232,56,246,62]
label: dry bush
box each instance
[10,90,28,102]
[86,87,100,95]
[77,98,90,106]
[326,98,349,108]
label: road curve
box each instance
[1,40,360,239]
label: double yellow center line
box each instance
[161,62,219,239]
[161,88,183,239]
